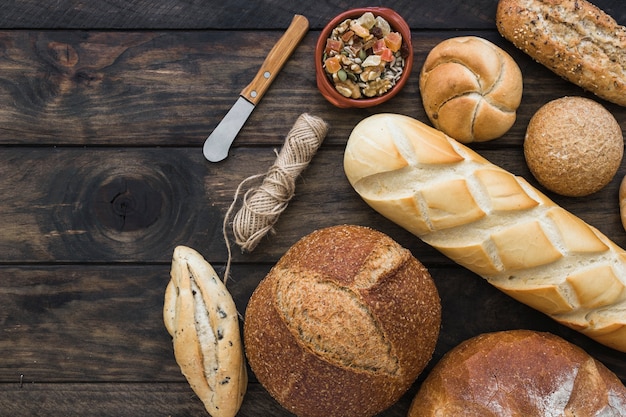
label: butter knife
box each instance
[203,14,309,162]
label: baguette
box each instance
[343,113,626,352]
[496,0,626,106]
[164,246,247,417]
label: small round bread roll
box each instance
[524,96,623,197]
[419,36,523,143]
[244,224,441,417]
[408,330,626,416]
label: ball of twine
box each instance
[222,113,328,282]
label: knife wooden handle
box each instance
[240,14,309,105]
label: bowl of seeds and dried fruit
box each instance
[315,7,413,108]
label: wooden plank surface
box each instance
[0,1,625,416]
[0,29,623,147]
[0,0,624,30]
[2,146,626,264]
[0,1,550,29]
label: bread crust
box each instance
[496,0,626,106]
[419,36,522,143]
[408,330,626,416]
[524,96,623,197]
[164,246,247,417]
[344,113,626,352]
[243,225,441,417]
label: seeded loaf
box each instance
[408,330,626,416]
[344,113,626,352]
[419,36,523,143]
[496,0,626,106]
[524,96,623,197]
[243,224,441,417]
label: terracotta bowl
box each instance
[315,7,413,108]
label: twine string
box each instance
[222,113,328,283]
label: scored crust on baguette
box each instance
[164,245,247,417]
[496,0,626,106]
[344,113,626,352]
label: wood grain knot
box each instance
[95,177,162,232]
[46,41,79,68]
[45,152,207,260]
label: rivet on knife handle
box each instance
[203,15,310,162]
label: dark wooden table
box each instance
[1,1,625,416]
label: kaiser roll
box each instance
[409,330,626,416]
[243,224,441,417]
[419,36,523,143]
[524,96,623,197]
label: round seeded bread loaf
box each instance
[243,224,441,417]
[524,96,623,197]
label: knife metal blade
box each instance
[203,14,309,162]
[203,97,254,162]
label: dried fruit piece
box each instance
[350,22,370,38]
[385,32,403,52]
[325,38,343,54]
[325,56,342,73]
[356,11,376,29]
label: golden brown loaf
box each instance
[524,96,623,197]
[408,330,626,416]
[164,246,247,417]
[344,113,626,352]
[496,0,626,106]
[243,224,441,417]
[419,36,523,143]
